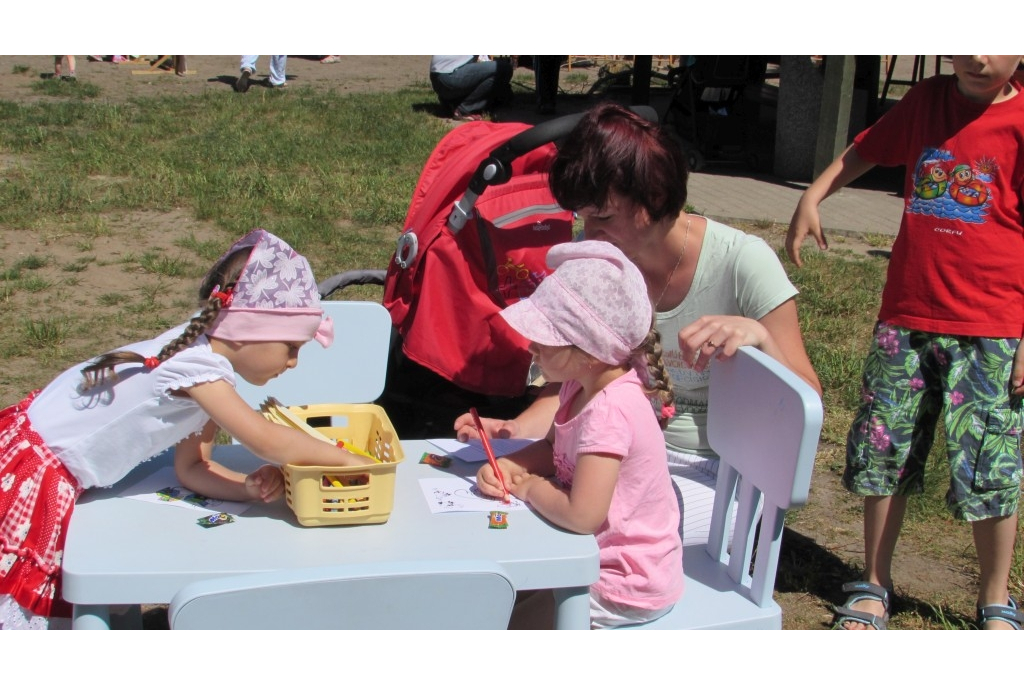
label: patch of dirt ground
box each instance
[0,55,433,105]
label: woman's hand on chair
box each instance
[678,315,768,371]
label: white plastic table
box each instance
[62,440,599,629]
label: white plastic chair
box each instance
[233,300,392,408]
[620,346,823,630]
[168,560,516,629]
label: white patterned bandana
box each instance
[204,229,334,348]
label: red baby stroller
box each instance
[318,108,657,439]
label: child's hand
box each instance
[476,458,520,500]
[786,197,828,268]
[1011,339,1024,396]
[508,472,541,502]
[455,412,519,441]
[245,464,285,503]
[336,447,377,466]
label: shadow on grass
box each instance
[411,101,451,119]
[893,594,975,629]
[776,526,976,629]
[775,527,858,627]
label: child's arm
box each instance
[174,420,285,503]
[475,431,556,499]
[786,144,876,267]
[185,379,377,467]
[510,452,620,534]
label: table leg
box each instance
[552,586,590,630]
[72,604,111,629]
[110,604,143,629]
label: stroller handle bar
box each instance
[446,106,658,235]
[318,268,387,299]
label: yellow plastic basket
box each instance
[281,403,404,527]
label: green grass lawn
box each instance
[0,84,444,279]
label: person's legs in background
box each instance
[943,335,1023,628]
[449,62,493,115]
[239,55,258,75]
[973,513,1020,628]
[535,56,562,114]
[429,72,464,115]
[236,55,258,93]
[443,60,510,116]
[268,55,288,87]
[53,55,76,81]
[837,324,937,629]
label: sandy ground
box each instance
[0,55,433,104]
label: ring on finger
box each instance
[704,339,718,348]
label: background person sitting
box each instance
[429,55,513,121]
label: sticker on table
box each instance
[488,511,509,529]
[420,452,452,468]
[418,477,527,513]
[197,512,235,528]
[121,467,250,516]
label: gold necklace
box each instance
[653,216,691,311]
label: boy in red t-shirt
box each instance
[788,56,1024,630]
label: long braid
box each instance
[79,297,226,390]
[154,300,224,361]
[632,325,675,429]
[79,246,251,391]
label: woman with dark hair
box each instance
[458,102,821,547]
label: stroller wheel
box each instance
[686,148,706,173]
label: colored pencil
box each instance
[470,407,510,503]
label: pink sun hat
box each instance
[204,229,334,348]
[500,241,651,365]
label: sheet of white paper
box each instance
[121,467,250,516]
[418,476,528,513]
[426,438,536,463]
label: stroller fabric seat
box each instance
[383,121,574,399]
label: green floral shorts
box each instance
[844,323,1023,521]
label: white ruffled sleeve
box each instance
[151,345,236,397]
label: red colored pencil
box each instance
[470,407,510,503]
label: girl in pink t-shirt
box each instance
[476,241,683,629]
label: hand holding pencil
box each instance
[471,407,511,504]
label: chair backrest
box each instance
[168,560,516,629]
[233,300,392,409]
[619,346,822,629]
[704,345,823,607]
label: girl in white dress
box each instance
[0,229,374,629]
